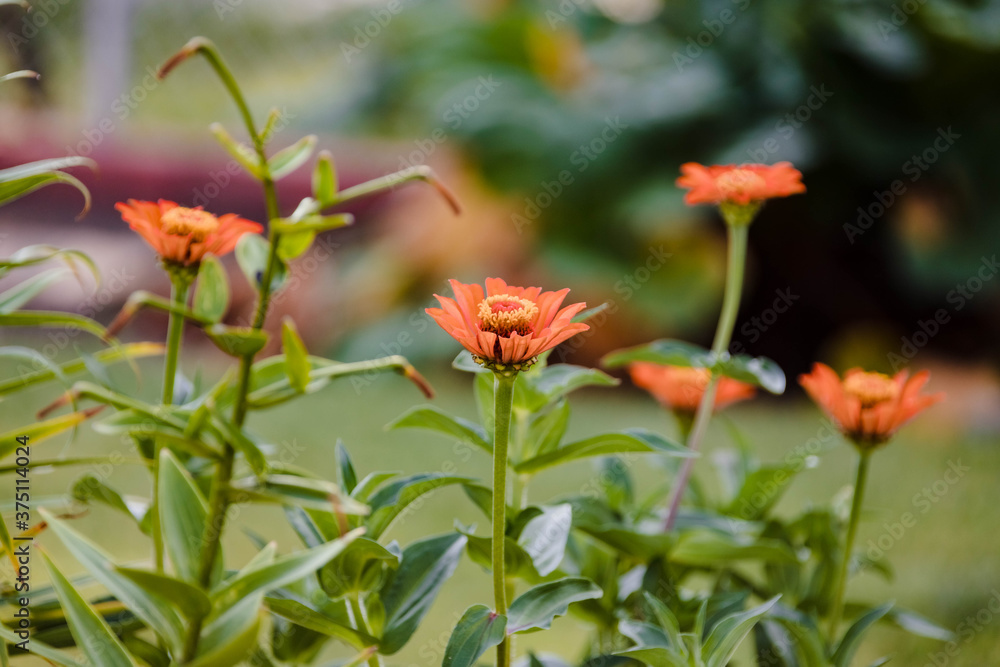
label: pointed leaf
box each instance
[366,473,475,538]
[312,150,338,204]
[205,324,269,357]
[264,597,375,650]
[516,504,572,577]
[506,578,602,634]
[832,603,894,667]
[514,429,693,474]
[209,528,364,612]
[281,317,310,392]
[380,533,468,654]
[387,406,491,454]
[209,122,264,179]
[192,255,230,322]
[39,551,136,667]
[114,567,212,619]
[443,605,507,667]
[703,596,780,667]
[158,449,218,584]
[0,268,68,314]
[269,135,317,180]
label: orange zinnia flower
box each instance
[116,199,262,267]
[799,363,943,449]
[427,278,589,372]
[676,162,805,207]
[630,363,755,414]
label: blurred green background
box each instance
[2,0,1000,664]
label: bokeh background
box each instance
[2,0,1000,664]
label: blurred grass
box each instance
[2,357,999,665]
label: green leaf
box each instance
[514,429,693,474]
[281,317,310,392]
[884,606,953,641]
[158,449,217,584]
[0,310,106,338]
[670,530,796,566]
[443,605,507,667]
[388,405,491,454]
[189,595,262,667]
[516,504,572,577]
[366,473,475,539]
[318,536,399,598]
[0,172,91,215]
[0,268,68,314]
[209,528,364,614]
[0,625,87,666]
[602,339,714,369]
[209,122,264,179]
[0,409,101,460]
[715,354,786,395]
[380,533,468,654]
[236,233,287,292]
[114,567,212,619]
[0,244,98,286]
[312,150,338,204]
[271,212,353,235]
[703,596,780,667]
[531,364,619,402]
[205,324,269,357]
[192,255,230,322]
[71,473,142,524]
[335,441,358,494]
[264,597,376,650]
[231,474,368,514]
[269,135,317,180]
[39,551,136,667]
[0,342,163,397]
[506,578,602,634]
[525,400,570,458]
[724,464,800,521]
[832,603,894,667]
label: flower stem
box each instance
[348,595,383,667]
[828,449,871,642]
[152,277,191,575]
[492,372,516,667]
[663,223,749,530]
[178,60,283,661]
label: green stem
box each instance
[349,595,383,667]
[152,278,190,575]
[828,450,871,642]
[663,223,749,530]
[492,372,516,667]
[176,48,284,663]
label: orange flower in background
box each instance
[630,363,755,413]
[116,199,262,266]
[799,363,944,448]
[427,278,589,371]
[677,162,805,206]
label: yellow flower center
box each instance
[715,168,766,198]
[478,294,538,337]
[161,207,219,241]
[843,371,899,408]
